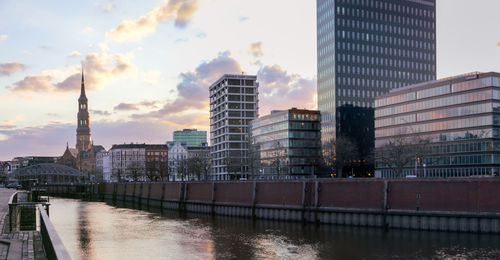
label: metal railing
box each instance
[8,191,71,259]
[38,204,71,260]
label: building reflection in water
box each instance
[49,198,500,260]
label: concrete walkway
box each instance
[0,188,45,260]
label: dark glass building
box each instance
[317,0,437,173]
[250,108,321,179]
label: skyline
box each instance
[1,0,500,160]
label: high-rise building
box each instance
[209,74,259,180]
[375,72,500,178]
[316,0,437,168]
[173,129,207,147]
[250,108,322,179]
[76,69,92,152]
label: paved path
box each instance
[0,188,17,259]
[0,188,45,260]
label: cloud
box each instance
[257,65,317,115]
[141,70,161,84]
[99,2,116,13]
[249,42,263,57]
[0,62,26,76]
[9,51,134,93]
[0,34,7,41]
[90,109,112,116]
[82,26,95,34]
[9,75,53,92]
[0,120,16,130]
[111,100,161,112]
[68,51,82,57]
[139,100,160,108]
[0,120,181,160]
[132,51,241,122]
[106,0,199,42]
[114,103,139,111]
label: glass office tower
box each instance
[250,108,322,179]
[317,0,437,172]
[375,72,500,178]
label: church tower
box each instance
[76,68,92,152]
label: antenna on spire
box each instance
[81,62,84,83]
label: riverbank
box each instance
[43,178,500,233]
[49,197,500,259]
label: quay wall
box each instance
[42,178,500,233]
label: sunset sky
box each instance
[1,0,500,160]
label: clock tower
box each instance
[76,68,92,152]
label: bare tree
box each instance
[114,168,123,182]
[127,161,143,182]
[377,134,431,178]
[270,141,287,178]
[145,160,159,181]
[199,156,211,181]
[247,140,260,180]
[177,159,188,181]
[157,156,170,182]
[323,136,359,178]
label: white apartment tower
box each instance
[209,74,259,180]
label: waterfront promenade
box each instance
[0,188,45,260]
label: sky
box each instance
[1,0,500,160]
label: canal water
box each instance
[49,197,500,259]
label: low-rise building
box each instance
[167,141,188,181]
[110,144,147,182]
[375,72,500,178]
[109,143,167,182]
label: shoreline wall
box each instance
[42,178,500,233]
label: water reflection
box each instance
[49,198,500,260]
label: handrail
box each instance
[38,204,72,260]
[8,191,18,204]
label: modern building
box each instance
[250,108,322,179]
[173,129,207,147]
[209,74,259,180]
[316,0,437,172]
[375,72,500,178]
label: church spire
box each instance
[80,65,86,99]
[76,63,91,152]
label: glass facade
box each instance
[316,0,437,168]
[250,109,321,179]
[209,74,259,180]
[173,129,207,147]
[375,72,500,178]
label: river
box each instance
[49,197,500,259]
